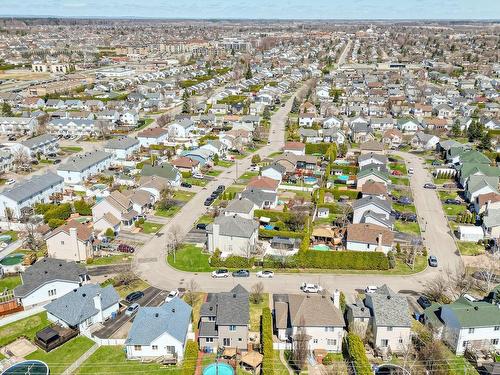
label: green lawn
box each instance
[140,221,164,234]
[167,244,212,272]
[438,191,458,200]
[249,293,269,332]
[184,177,208,187]
[389,162,407,174]
[88,255,132,266]
[207,169,223,177]
[0,275,21,291]
[155,205,181,218]
[61,146,83,153]
[274,350,290,375]
[0,312,49,347]
[196,214,214,225]
[394,221,421,236]
[39,159,54,164]
[174,190,195,202]
[75,346,181,375]
[389,176,410,186]
[115,279,150,298]
[433,177,454,185]
[216,160,234,168]
[392,256,427,274]
[239,171,259,181]
[456,241,486,256]
[442,204,467,216]
[27,336,95,375]
[393,203,416,213]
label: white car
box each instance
[408,168,414,175]
[256,270,274,278]
[365,286,378,294]
[192,173,204,179]
[5,179,15,185]
[211,269,229,278]
[165,289,179,303]
[300,283,323,293]
[125,303,140,317]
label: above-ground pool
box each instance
[0,253,24,266]
[311,244,331,251]
[304,177,318,185]
[1,360,49,375]
[203,363,234,375]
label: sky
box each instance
[0,0,499,20]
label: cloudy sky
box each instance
[0,0,498,19]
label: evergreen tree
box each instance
[1,102,13,117]
[263,106,271,120]
[479,131,492,150]
[245,65,252,79]
[291,97,300,113]
[182,90,190,114]
[451,120,461,137]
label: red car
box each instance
[391,170,402,176]
[117,244,135,253]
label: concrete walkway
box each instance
[278,350,293,375]
[61,342,99,375]
[0,306,46,327]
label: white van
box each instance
[408,167,414,175]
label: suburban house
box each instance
[482,207,500,238]
[141,163,182,187]
[348,285,412,354]
[298,113,315,127]
[458,163,500,188]
[92,190,139,228]
[46,220,95,262]
[246,176,280,193]
[382,129,403,149]
[358,153,388,169]
[424,295,500,355]
[45,284,119,332]
[356,168,390,190]
[126,298,193,361]
[397,118,420,133]
[14,258,90,308]
[0,117,38,135]
[273,291,345,353]
[104,136,140,161]
[168,118,196,139]
[352,196,392,224]
[411,132,440,150]
[57,151,113,185]
[137,127,169,147]
[198,285,249,352]
[171,156,200,174]
[361,181,388,200]
[346,223,394,254]
[224,198,257,220]
[206,215,259,257]
[239,188,278,209]
[466,175,499,202]
[13,134,59,157]
[47,119,96,136]
[0,172,64,220]
[473,192,500,214]
[283,141,306,156]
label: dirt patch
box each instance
[1,338,38,358]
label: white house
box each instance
[14,258,89,309]
[0,172,64,219]
[168,118,196,139]
[0,117,38,135]
[57,150,112,185]
[346,223,394,254]
[104,136,140,161]
[45,284,119,331]
[125,298,193,361]
[13,134,59,157]
[137,127,169,147]
[46,220,95,263]
[47,119,96,136]
[397,119,420,133]
[207,215,259,257]
[352,196,392,224]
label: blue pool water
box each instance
[304,177,318,184]
[203,363,234,375]
[264,224,274,230]
[337,175,349,181]
[311,244,331,251]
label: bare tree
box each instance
[169,224,183,252]
[447,264,475,300]
[5,207,13,230]
[475,252,500,293]
[23,223,44,252]
[12,147,31,172]
[292,317,309,372]
[184,279,199,306]
[423,273,449,303]
[250,282,264,304]
[36,113,50,135]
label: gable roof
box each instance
[365,284,411,328]
[48,220,93,242]
[225,198,255,215]
[357,167,390,182]
[126,298,192,345]
[346,223,394,246]
[141,163,180,181]
[104,136,139,150]
[358,152,388,165]
[0,172,63,203]
[45,284,119,326]
[200,285,249,326]
[352,195,392,213]
[361,180,387,195]
[247,176,280,191]
[207,215,258,239]
[58,151,112,173]
[442,296,500,328]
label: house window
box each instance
[229,325,236,331]
[152,345,158,350]
[491,339,499,345]
[387,327,393,332]
[468,328,475,334]
[166,346,175,354]
[238,338,242,342]
[48,289,56,296]
[206,338,214,343]
[134,345,142,351]
[313,339,318,344]
[462,341,468,348]
[223,338,230,347]
[494,326,500,331]
[60,241,64,245]
[398,338,403,344]
[381,339,389,347]
[327,339,336,346]
[208,316,216,322]
[324,326,334,332]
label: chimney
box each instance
[69,227,77,240]
[93,292,104,322]
[333,289,340,310]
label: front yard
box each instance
[456,241,486,256]
[138,221,163,234]
[394,221,421,236]
[393,203,417,213]
[442,204,467,216]
[88,254,132,266]
[167,244,212,272]
[27,336,95,375]
[390,176,410,186]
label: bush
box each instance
[261,307,274,375]
[182,340,198,375]
[35,203,55,214]
[305,143,330,155]
[210,251,255,268]
[48,218,65,229]
[322,353,337,365]
[298,250,389,270]
[387,251,396,269]
[74,199,92,216]
[105,228,115,239]
[344,333,371,375]
[44,203,72,223]
[258,228,304,239]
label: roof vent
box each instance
[209,306,213,311]
[82,293,86,297]
[361,307,365,311]
[44,271,48,274]
[172,308,175,313]
[155,313,159,318]
[73,289,77,292]
[387,295,391,300]
[474,306,479,310]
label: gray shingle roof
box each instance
[225,198,255,215]
[45,284,119,326]
[125,298,192,345]
[1,172,63,203]
[200,285,249,326]
[14,258,88,297]
[358,152,388,165]
[239,189,277,208]
[352,196,392,213]
[365,284,411,327]
[57,151,112,173]
[207,215,258,239]
[104,136,139,150]
[21,134,58,149]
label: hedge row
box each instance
[211,254,256,268]
[254,209,293,222]
[182,340,198,375]
[261,307,274,375]
[331,164,359,175]
[305,143,330,155]
[298,250,389,270]
[258,228,304,239]
[344,333,372,375]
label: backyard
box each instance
[0,275,21,291]
[394,221,421,236]
[0,312,49,347]
[249,293,269,332]
[456,241,486,256]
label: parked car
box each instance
[196,223,207,231]
[400,212,417,222]
[204,198,213,206]
[181,182,192,188]
[192,173,204,179]
[417,296,432,309]
[424,183,437,189]
[256,270,274,278]
[125,291,144,303]
[125,303,140,316]
[300,283,323,293]
[365,286,378,294]
[408,168,414,175]
[232,269,250,278]
[118,244,135,253]
[165,289,179,303]
[211,269,229,278]
[5,178,15,185]
[443,183,456,189]
[217,185,225,192]
[53,159,61,164]
[398,196,413,205]
[428,255,438,267]
[445,199,461,205]
[391,170,402,176]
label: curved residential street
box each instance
[133,86,462,299]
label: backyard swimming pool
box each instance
[203,363,234,375]
[311,244,331,251]
[336,175,349,181]
[0,253,24,266]
[304,176,318,185]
